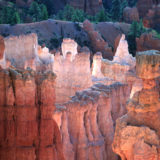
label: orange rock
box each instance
[112,50,160,160]
[0,35,4,60]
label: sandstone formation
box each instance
[136,0,160,31]
[61,38,78,60]
[101,34,136,83]
[136,33,160,51]
[143,4,160,31]
[53,45,92,104]
[92,52,104,79]
[53,82,131,160]
[112,50,160,160]
[83,20,113,60]
[0,35,7,69]
[4,33,40,69]
[0,68,65,160]
[123,7,139,23]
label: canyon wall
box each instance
[53,82,131,160]
[53,41,92,104]
[4,34,39,69]
[0,68,65,160]
[112,50,160,160]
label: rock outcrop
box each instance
[0,35,7,69]
[136,33,160,52]
[0,68,65,160]
[53,44,92,104]
[101,34,136,83]
[83,20,113,60]
[123,7,139,23]
[112,50,160,160]
[53,82,132,160]
[4,33,39,69]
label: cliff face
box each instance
[112,50,160,160]
[53,82,131,160]
[0,68,65,160]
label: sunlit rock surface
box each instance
[0,35,7,69]
[53,46,93,104]
[61,38,78,60]
[0,68,65,160]
[4,33,40,70]
[53,82,131,160]
[112,50,160,160]
[101,34,136,83]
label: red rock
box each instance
[123,7,139,23]
[112,50,160,160]
[83,20,113,60]
[0,35,4,60]
[136,33,160,52]
[53,82,131,160]
[0,68,65,160]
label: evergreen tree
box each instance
[40,4,48,20]
[95,9,110,22]
[128,0,138,7]
[29,1,41,22]
[72,9,85,22]
[11,11,21,25]
[127,20,146,56]
[111,0,121,21]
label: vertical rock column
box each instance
[112,50,160,160]
[0,68,65,160]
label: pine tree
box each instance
[95,9,110,22]
[111,0,121,21]
[127,20,146,55]
[29,2,41,22]
[11,11,21,25]
[40,4,48,20]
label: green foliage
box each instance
[56,5,110,22]
[40,4,48,20]
[95,9,110,22]
[111,0,128,21]
[29,1,41,22]
[11,11,21,25]
[29,2,48,22]
[0,5,21,24]
[127,20,147,56]
[128,0,138,7]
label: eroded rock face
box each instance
[61,39,78,60]
[136,33,160,52]
[101,34,136,83]
[0,68,65,160]
[83,20,113,60]
[123,7,139,23]
[53,46,92,104]
[4,33,39,69]
[53,82,131,160]
[0,35,7,69]
[112,50,160,160]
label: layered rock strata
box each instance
[0,68,65,160]
[112,50,160,160]
[53,82,132,160]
